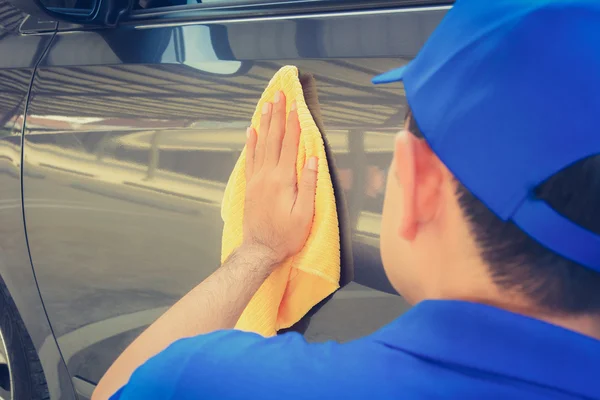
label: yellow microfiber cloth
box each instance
[221,66,341,337]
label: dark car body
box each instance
[0,1,449,398]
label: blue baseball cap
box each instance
[374,0,600,272]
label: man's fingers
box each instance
[265,91,286,168]
[293,157,318,226]
[254,102,272,171]
[280,101,301,173]
[245,127,257,181]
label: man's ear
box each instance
[393,131,443,241]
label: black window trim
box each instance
[123,0,453,27]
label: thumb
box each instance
[293,157,318,224]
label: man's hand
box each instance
[243,91,318,266]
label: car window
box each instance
[131,0,431,13]
[135,0,291,11]
[40,0,96,14]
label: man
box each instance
[93,0,600,398]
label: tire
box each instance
[0,278,49,400]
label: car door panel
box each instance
[0,1,78,398]
[23,5,447,385]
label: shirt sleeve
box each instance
[112,329,341,400]
[109,387,124,400]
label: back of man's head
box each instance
[406,109,600,315]
[375,0,600,329]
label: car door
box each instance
[22,0,449,395]
[0,2,84,399]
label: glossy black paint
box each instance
[0,0,76,398]
[9,1,448,395]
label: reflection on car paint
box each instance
[0,2,75,395]
[22,7,447,385]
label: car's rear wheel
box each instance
[0,279,49,400]
[0,327,13,400]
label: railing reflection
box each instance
[25,117,394,244]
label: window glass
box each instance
[130,0,448,16]
[135,0,271,11]
[40,0,96,14]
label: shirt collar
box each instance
[373,300,600,399]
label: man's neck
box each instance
[431,257,600,340]
[536,313,600,341]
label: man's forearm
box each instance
[92,244,278,400]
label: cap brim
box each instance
[372,65,407,84]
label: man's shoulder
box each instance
[112,321,563,400]
[114,329,396,400]
[169,329,388,381]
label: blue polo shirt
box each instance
[111,301,600,399]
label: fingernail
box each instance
[308,157,318,171]
[274,91,281,103]
[262,102,271,114]
[291,101,297,111]
[246,127,252,138]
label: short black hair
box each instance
[405,108,600,315]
